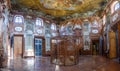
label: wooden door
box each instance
[92,40,99,55]
[109,31,117,58]
[14,36,23,58]
[118,23,120,58]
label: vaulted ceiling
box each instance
[11,0,109,19]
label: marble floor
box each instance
[0,55,120,71]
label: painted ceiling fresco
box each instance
[11,0,108,18]
[12,0,108,17]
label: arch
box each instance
[114,2,120,11]
[111,1,120,14]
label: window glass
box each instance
[114,2,120,11]
[51,24,56,30]
[14,15,24,24]
[36,18,43,26]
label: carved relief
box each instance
[25,20,34,34]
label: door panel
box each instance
[35,38,42,56]
[14,36,23,58]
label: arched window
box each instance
[111,1,120,13]
[14,15,24,24]
[51,24,56,30]
[93,20,98,27]
[36,18,43,26]
[114,2,120,11]
[60,25,65,31]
